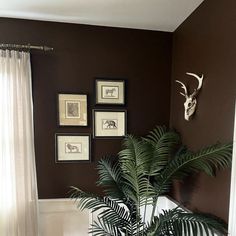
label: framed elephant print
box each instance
[93,109,127,138]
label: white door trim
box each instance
[228,102,236,235]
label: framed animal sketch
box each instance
[55,133,91,163]
[93,109,127,138]
[95,78,125,105]
[58,93,88,126]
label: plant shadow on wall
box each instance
[70,126,232,236]
[174,173,199,207]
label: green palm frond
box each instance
[145,126,168,145]
[121,221,147,236]
[120,135,151,174]
[147,208,227,236]
[90,217,122,236]
[91,214,146,236]
[98,197,130,227]
[143,126,180,176]
[70,186,102,211]
[147,209,175,236]
[71,187,130,230]
[97,157,125,199]
[71,126,232,236]
[155,143,232,195]
[119,135,155,205]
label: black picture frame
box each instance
[55,133,91,163]
[95,78,126,105]
[93,109,127,139]
[57,93,88,127]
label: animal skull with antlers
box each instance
[176,72,204,121]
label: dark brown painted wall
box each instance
[2,0,234,221]
[0,18,172,198]
[170,0,236,221]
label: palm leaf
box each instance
[91,214,146,236]
[143,126,180,176]
[145,126,168,145]
[147,208,227,236]
[70,186,102,212]
[71,187,130,230]
[97,157,125,199]
[70,126,232,236]
[155,143,232,195]
[119,135,155,205]
[97,197,130,228]
[90,217,122,236]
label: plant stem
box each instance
[150,196,158,223]
[143,176,150,228]
[130,203,134,236]
[137,201,140,236]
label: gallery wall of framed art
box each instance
[30,21,172,198]
[55,78,127,164]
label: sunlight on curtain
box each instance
[0,50,38,236]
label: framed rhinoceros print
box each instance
[93,109,127,138]
[95,78,125,105]
[55,133,91,163]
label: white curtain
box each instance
[0,50,38,236]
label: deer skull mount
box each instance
[176,73,204,121]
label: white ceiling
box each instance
[0,0,204,32]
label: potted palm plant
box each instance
[71,126,232,236]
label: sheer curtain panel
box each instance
[0,50,38,236]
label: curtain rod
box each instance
[0,43,53,52]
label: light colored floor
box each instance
[39,199,90,236]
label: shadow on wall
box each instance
[172,173,199,209]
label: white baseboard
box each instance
[38,196,220,236]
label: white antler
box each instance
[186,72,204,97]
[175,80,188,97]
[176,72,204,121]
